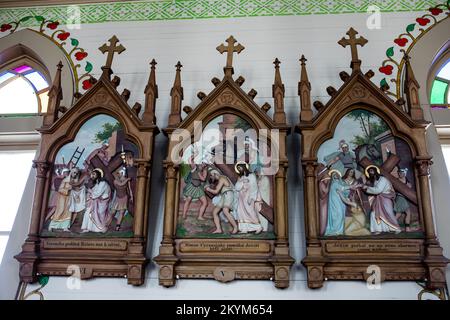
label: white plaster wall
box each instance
[1,10,449,300]
[408,18,450,288]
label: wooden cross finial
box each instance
[300,54,307,65]
[175,61,183,71]
[273,58,281,68]
[338,27,368,72]
[216,35,245,77]
[273,58,282,86]
[99,35,126,76]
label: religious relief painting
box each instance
[155,36,293,288]
[15,35,159,285]
[317,109,422,237]
[298,28,448,290]
[176,114,275,239]
[42,114,138,237]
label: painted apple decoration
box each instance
[379,65,394,75]
[394,38,408,47]
[416,17,430,26]
[82,79,93,90]
[57,32,70,41]
[429,7,443,15]
[74,51,88,61]
[0,23,12,32]
[46,21,59,30]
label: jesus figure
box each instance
[234,162,264,234]
[362,165,401,234]
[81,168,112,233]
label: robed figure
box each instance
[324,170,347,236]
[48,168,72,231]
[234,162,264,234]
[81,168,112,233]
[363,165,401,234]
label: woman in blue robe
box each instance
[325,170,347,236]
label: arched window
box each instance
[0,65,49,115]
[430,59,450,107]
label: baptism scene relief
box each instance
[42,114,138,237]
[317,109,423,237]
[176,113,275,239]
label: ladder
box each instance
[68,146,85,167]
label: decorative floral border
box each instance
[0,15,94,95]
[0,0,441,26]
[378,0,449,99]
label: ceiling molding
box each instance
[0,0,143,9]
[0,0,437,25]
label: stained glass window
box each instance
[0,65,50,115]
[430,59,450,108]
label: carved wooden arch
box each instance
[40,100,147,163]
[15,35,159,286]
[302,72,429,156]
[177,80,279,132]
[155,36,294,289]
[180,108,282,158]
[190,106,266,132]
[297,28,448,290]
[309,102,423,159]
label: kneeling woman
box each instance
[337,189,371,236]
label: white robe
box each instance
[234,173,263,233]
[257,175,270,231]
[69,185,86,213]
[81,180,111,233]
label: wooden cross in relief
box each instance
[99,35,126,75]
[216,36,245,76]
[338,27,368,72]
[360,155,417,205]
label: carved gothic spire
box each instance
[272,58,286,124]
[403,53,424,121]
[298,55,313,121]
[168,61,183,126]
[43,61,63,127]
[143,59,158,125]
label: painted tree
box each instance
[93,122,122,143]
[347,110,389,146]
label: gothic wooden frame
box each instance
[297,28,449,290]
[154,36,294,288]
[15,36,159,286]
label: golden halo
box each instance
[364,165,380,178]
[234,161,250,174]
[93,168,104,178]
[328,169,342,178]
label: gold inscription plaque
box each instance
[179,241,271,253]
[325,241,421,254]
[43,239,128,250]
